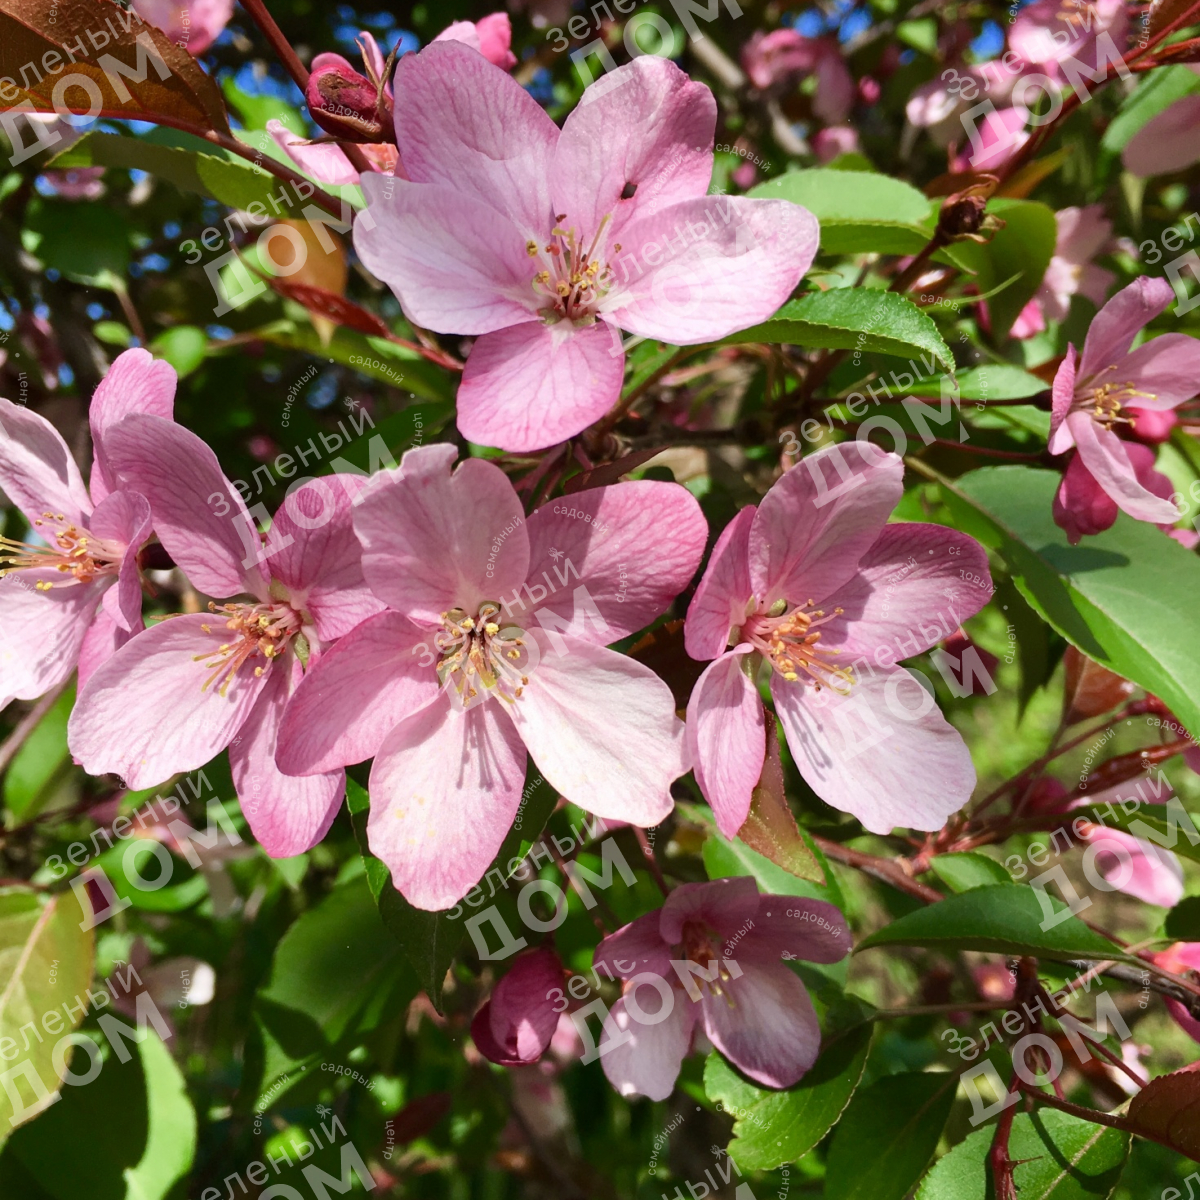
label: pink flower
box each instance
[1049,278,1200,538]
[1009,0,1128,80]
[594,877,850,1098]
[951,106,1029,173]
[813,125,860,164]
[0,348,173,707]
[306,31,397,144]
[1075,823,1184,908]
[434,12,519,71]
[67,416,382,858]
[131,0,232,55]
[267,120,400,187]
[740,30,854,123]
[1153,942,1200,1043]
[471,946,564,1065]
[39,167,106,200]
[684,443,990,836]
[275,444,707,910]
[353,45,819,452]
[1034,205,1117,325]
[1123,92,1200,177]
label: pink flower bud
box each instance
[471,946,564,1066]
[306,49,394,143]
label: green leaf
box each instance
[703,826,845,913]
[703,1020,872,1170]
[0,886,94,1146]
[937,199,1056,341]
[24,200,129,283]
[148,326,207,378]
[724,289,954,372]
[942,465,1200,741]
[908,363,1048,401]
[345,779,461,1012]
[855,883,1125,960]
[1165,895,1200,940]
[9,1032,196,1200]
[748,169,933,256]
[916,1109,1129,1200]
[1101,64,1200,155]
[3,684,73,825]
[824,1071,958,1200]
[928,852,1011,893]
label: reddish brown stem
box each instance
[811,835,943,903]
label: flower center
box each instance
[194,601,301,696]
[436,603,534,710]
[1079,367,1157,430]
[527,214,618,325]
[741,598,853,693]
[0,512,123,590]
[678,919,737,1002]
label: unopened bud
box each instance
[305,53,395,143]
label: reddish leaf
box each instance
[1125,1063,1200,1161]
[737,712,825,884]
[562,447,665,494]
[1148,0,1200,39]
[1062,646,1136,724]
[0,0,230,137]
[385,1091,453,1146]
[267,278,391,339]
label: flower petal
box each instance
[1053,450,1119,544]
[1101,332,1200,410]
[750,443,904,611]
[457,320,626,453]
[264,477,382,641]
[551,56,715,247]
[1069,410,1180,525]
[772,666,975,834]
[510,631,683,826]
[76,606,132,694]
[593,911,673,980]
[1122,94,1200,177]
[354,177,539,335]
[1081,826,1184,908]
[685,504,756,661]
[1079,276,1175,384]
[482,946,564,1063]
[0,396,92,527]
[660,876,761,943]
[391,40,557,237]
[105,414,267,599]
[230,660,345,858]
[600,991,695,1101]
[354,445,529,623]
[68,613,272,789]
[276,609,438,775]
[820,523,992,661]
[88,348,176,503]
[701,962,820,1089]
[267,119,361,187]
[524,480,706,644]
[743,897,852,964]
[1048,343,1078,455]
[685,649,766,838]
[367,692,526,911]
[90,489,151,635]
[607,196,818,344]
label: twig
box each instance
[1021,1088,1133,1132]
[238,0,310,92]
[634,828,669,897]
[0,682,68,776]
[810,834,943,903]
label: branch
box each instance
[810,834,943,903]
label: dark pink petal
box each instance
[593,911,673,979]
[1079,277,1174,384]
[1048,343,1078,455]
[105,415,268,599]
[749,443,904,612]
[90,489,151,634]
[608,196,818,344]
[275,610,437,775]
[772,667,974,834]
[1080,827,1183,908]
[1103,333,1200,410]
[551,56,715,247]
[267,119,360,186]
[660,876,760,944]
[367,693,526,911]
[476,946,564,1063]
[1154,942,1200,1044]
[510,631,682,827]
[1129,406,1178,442]
[685,649,766,838]
[391,40,557,236]
[354,445,529,623]
[88,348,176,503]
[743,898,852,964]
[812,45,855,123]
[1053,451,1119,544]
[354,177,539,335]
[600,989,696,1101]
[525,480,707,644]
[264,477,382,641]
[1069,411,1180,525]
[77,606,132,694]
[473,13,517,69]
[0,397,92,527]
[685,504,756,661]
[820,523,992,662]
[0,572,105,701]
[701,961,820,1089]
[68,613,272,789]
[457,320,626,453]
[1122,94,1200,177]
[230,660,345,858]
